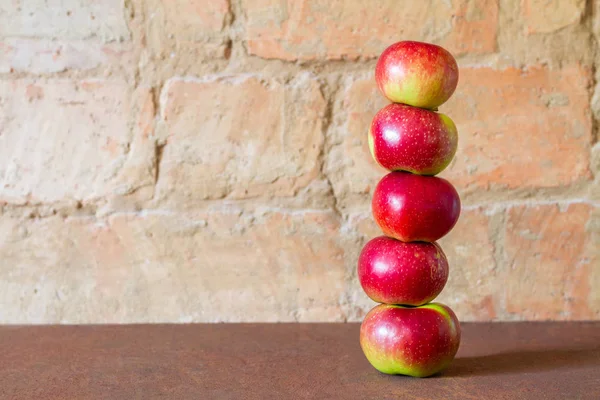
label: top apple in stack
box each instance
[375,41,458,110]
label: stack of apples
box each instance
[358,41,462,378]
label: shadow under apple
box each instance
[442,347,600,377]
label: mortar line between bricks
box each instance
[343,199,600,219]
[3,199,597,221]
[48,207,340,220]
[462,198,600,211]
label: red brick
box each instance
[441,65,592,190]
[242,0,498,61]
[504,203,598,320]
[155,74,326,206]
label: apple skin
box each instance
[358,236,448,306]
[368,103,458,175]
[360,303,461,377]
[372,171,460,242]
[375,41,458,109]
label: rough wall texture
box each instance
[0,0,598,323]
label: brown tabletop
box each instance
[1,322,599,399]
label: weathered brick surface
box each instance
[0,210,345,323]
[325,75,388,211]
[498,0,591,66]
[0,0,130,41]
[436,209,499,321]
[504,204,598,320]
[588,207,600,316]
[0,39,103,73]
[0,0,598,323]
[243,0,498,61]
[328,65,592,209]
[140,0,231,79]
[590,144,600,201]
[441,65,592,191]
[0,39,137,75]
[154,74,326,206]
[0,0,135,75]
[523,0,585,34]
[0,80,152,204]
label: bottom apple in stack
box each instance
[360,303,460,378]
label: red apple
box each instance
[368,103,458,175]
[360,303,461,377]
[372,171,460,242]
[375,41,458,109]
[358,236,448,306]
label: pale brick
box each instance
[504,203,598,320]
[441,0,499,55]
[142,0,231,67]
[242,0,498,61]
[160,0,230,33]
[440,65,592,191]
[0,39,130,74]
[324,76,387,212]
[0,80,153,204]
[436,208,499,321]
[0,210,345,323]
[588,208,600,316]
[589,144,600,201]
[102,87,157,207]
[0,0,130,41]
[595,0,600,40]
[498,0,592,66]
[347,213,382,240]
[339,213,380,320]
[523,0,585,34]
[155,74,326,206]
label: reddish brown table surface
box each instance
[1,322,599,399]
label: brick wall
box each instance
[0,0,598,323]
